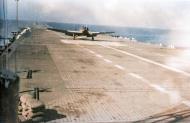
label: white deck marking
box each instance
[82,48,114,65]
[103,59,113,63]
[182,100,190,107]
[89,50,95,54]
[83,48,96,54]
[114,65,125,70]
[129,73,142,80]
[96,54,103,58]
[130,73,170,94]
[99,44,190,77]
[83,48,114,65]
[129,73,150,85]
[150,84,168,94]
[129,73,190,107]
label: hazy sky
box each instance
[7,0,190,29]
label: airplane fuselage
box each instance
[48,27,114,41]
[73,27,96,40]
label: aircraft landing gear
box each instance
[92,36,94,41]
[73,34,76,40]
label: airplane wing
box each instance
[47,28,68,33]
[90,31,114,36]
[47,28,83,36]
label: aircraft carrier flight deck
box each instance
[15,28,190,123]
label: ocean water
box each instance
[1,21,172,46]
[47,22,171,45]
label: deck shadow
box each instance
[43,109,67,122]
[21,108,66,123]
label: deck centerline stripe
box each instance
[129,73,190,107]
[99,44,190,77]
[103,59,113,63]
[114,65,125,70]
[96,54,103,58]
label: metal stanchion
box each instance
[33,87,40,100]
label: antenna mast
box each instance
[15,0,19,28]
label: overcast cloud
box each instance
[7,0,190,29]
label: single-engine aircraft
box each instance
[48,26,114,41]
